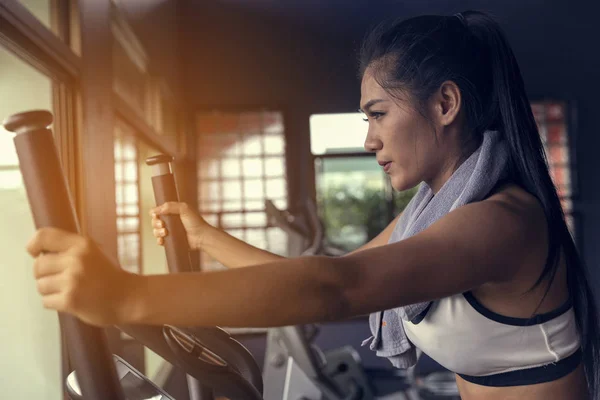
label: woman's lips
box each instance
[379,161,392,173]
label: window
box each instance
[311,104,577,251]
[532,101,576,236]
[310,113,416,252]
[197,111,288,269]
[0,45,62,400]
[114,121,142,274]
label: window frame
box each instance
[531,99,581,247]
[196,108,290,267]
[0,2,80,398]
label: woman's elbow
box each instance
[314,256,363,322]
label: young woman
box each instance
[26,11,598,399]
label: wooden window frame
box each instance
[196,109,289,267]
[0,2,81,399]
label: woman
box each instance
[26,11,597,399]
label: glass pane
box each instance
[114,139,123,160]
[199,159,220,178]
[226,229,245,241]
[265,157,285,177]
[200,181,221,202]
[245,212,267,227]
[124,161,138,181]
[273,198,288,210]
[123,204,139,215]
[264,112,284,135]
[246,229,267,249]
[124,183,139,203]
[114,162,123,181]
[264,134,284,155]
[244,179,264,199]
[244,199,264,210]
[18,0,51,30]
[222,180,242,201]
[242,158,263,178]
[0,45,61,398]
[222,200,243,211]
[221,159,240,178]
[548,145,569,165]
[310,113,368,155]
[200,201,220,213]
[242,135,262,156]
[117,217,139,232]
[218,133,241,157]
[203,214,218,226]
[316,156,390,251]
[266,178,286,199]
[118,234,140,274]
[222,213,244,228]
[122,140,137,160]
[115,185,123,204]
[267,227,288,256]
[546,124,566,145]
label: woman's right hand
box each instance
[150,202,211,250]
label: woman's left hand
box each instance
[26,227,140,327]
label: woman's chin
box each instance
[391,176,419,192]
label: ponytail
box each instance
[463,12,600,395]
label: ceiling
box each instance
[202,0,539,40]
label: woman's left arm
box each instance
[26,194,544,328]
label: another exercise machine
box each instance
[264,200,460,400]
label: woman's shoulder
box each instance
[484,182,546,226]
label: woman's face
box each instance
[360,69,459,193]
[360,68,462,192]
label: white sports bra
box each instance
[403,291,581,386]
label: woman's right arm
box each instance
[151,202,402,268]
[151,202,283,269]
[200,225,284,268]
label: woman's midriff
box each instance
[455,362,589,400]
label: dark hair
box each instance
[359,10,599,396]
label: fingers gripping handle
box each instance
[146,155,192,273]
[3,110,125,400]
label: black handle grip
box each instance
[3,111,125,400]
[151,171,193,273]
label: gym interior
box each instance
[1,0,598,399]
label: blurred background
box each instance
[0,0,596,398]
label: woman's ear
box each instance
[431,81,462,127]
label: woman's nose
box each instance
[364,132,383,152]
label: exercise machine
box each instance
[264,199,412,400]
[4,110,263,400]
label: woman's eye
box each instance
[362,112,384,122]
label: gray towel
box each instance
[361,130,509,368]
